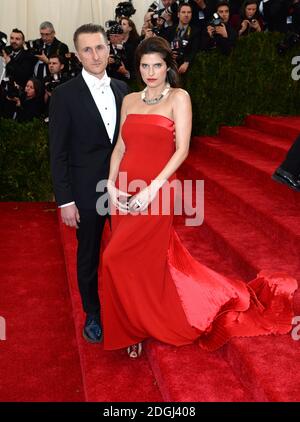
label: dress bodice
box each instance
[119,114,176,186]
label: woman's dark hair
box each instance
[120,17,140,44]
[26,78,43,98]
[135,37,180,88]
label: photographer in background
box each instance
[7,77,43,123]
[231,0,264,36]
[201,1,237,54]
[163,2,200,74]
[277,0,300,54]
[120,17,139,80]
[43,54,69,120]
[259,0,288,32]
[107,23,130,82]
[190,0,213,31]
[1,29,35,89]
[33,22,69,81]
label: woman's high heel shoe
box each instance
[127,342,142,359]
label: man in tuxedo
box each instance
[49,24,129,343]
[34,22,69,81]
[1,28,35,88]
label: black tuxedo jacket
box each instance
[5,49,35,88]
[49,73,129,210]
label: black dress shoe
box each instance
[272,167,300,191]
[82,315,103,343]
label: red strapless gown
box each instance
[101,114,297,351]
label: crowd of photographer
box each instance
[0,0,300,124]
[0,22,81,123]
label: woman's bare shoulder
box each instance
[170,87,191,101]
[123,91,141,104]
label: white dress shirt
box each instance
[60,69,117,209]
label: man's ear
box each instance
[75,51,81,63]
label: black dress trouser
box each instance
[76,209,107,319]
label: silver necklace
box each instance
[141,83,171,105]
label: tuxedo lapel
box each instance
[110,79,123,145]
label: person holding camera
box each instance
[11,77,43,123]
[190,0,214,31]
[107,24,131,82]
[43,54,69,120]
[34,22,69,81]
[163,2,200,74]
[1,29,35,89]
[120,17,140,80]
[259,0,288,32]
[201,1,237,55]
[230,0,264,36]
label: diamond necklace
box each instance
[141,83,171,105]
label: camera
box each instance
[150,8,167,34]
[1,76,23,99]
[0,32,11,57]
[209,13,223,27]
[115,1,136,19]
[148,1,159,13]
[170,38,189,64]
[25,39,45,56]
[44,74,63,93]
[65,52,82,78]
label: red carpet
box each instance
[0,203,84,402]
[1,115,300,401]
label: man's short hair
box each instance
[49,54,65,65]
[40,21,55,32]
[216,1,230,9]
[73,24,108,50]
[11,28,25,41]
[178,3,193,13]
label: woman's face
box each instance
[140,53,168,88]
[245,4,257,18]
[25,80,36,98]
[121,19,131,35]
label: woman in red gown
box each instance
[102,37,297,358]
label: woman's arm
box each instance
[152,88,192,189]
[107,94,132,211]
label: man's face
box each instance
[76,32,109,78]
[10,32,24,51]
[109,33,124,45]
[178,6,192,26]
[48,58,64,74]
[40,28,55,45]
[217,6,230,23]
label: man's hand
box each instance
[215,23,228,38]
[35,52,49,64]
[178,62,189,74]
[61,204,80,228]
[239,19,249,35]
[250,19,261,32]
[2,50,11,64]
[207,25,215,38]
